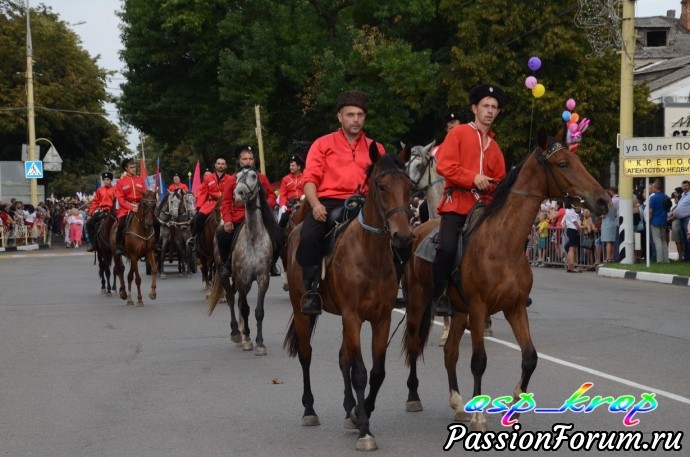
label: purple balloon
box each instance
[528,56,542,71]
[525,76,537,89]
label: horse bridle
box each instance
[235,168,259,202]
[358,168,414,235]
[406,150,443,194]
[128,197,157,239]
[509,141,585,208]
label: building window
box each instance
[646,30,668,47]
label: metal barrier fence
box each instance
[0,222,50,248]
[525,226,602,270]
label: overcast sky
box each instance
[38,0,687,149]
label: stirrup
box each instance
[434,295,453,317]
[186,237,196,248]
[86,243,96,252]
[300,292,322,315]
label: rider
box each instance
[114,159,148,255]
[187,156,231,248]
[431,84,507,316]
[296,90,385,315]
[278,155,305,229]
[168,173,189,193]
[216,146,278,278]
[85,172,116,252]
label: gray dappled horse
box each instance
[156,189,195,278]
[207,166,278,356]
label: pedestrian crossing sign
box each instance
[25,160,44,179]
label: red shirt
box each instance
[197,172,232,215]
[168,182,189,192]
[302,129,385,200]
[88,185,116,216]
[279,172,304,205]
[221,172,277,224]
[436,123,505,215]
[114,174,147,218]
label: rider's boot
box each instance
[431,266,452,316]
[115,218,126,255]
[85,223,96,252]
[300,265,322,315]
[270,263,281,277]
[216,228,232,278]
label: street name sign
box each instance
[622,137,690,177]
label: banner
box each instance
[191,160,201,191]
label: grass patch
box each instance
[603,261,690,277]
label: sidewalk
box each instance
[596,265,690,287]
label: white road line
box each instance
[393,309,690,406]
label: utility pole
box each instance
[618,0,635,264]
[26,0,38,206]
[255,105,266,175]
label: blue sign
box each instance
[25,160,44,179]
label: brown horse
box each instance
[193,199,220,294]
[283,146,414,451]
[94,204,118,295]
[110,190,159,306]
[279,200,309,291]
[402,129,610,431]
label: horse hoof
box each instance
[255,346,267,356]
[301,415,320,426]
[136,302,144,307]
[484,328,493,337]
[106,292,112,296]
[454,410,472,422]
[230,333,241,343]
[438,338,447,347]
[355,435,377,451]
[126,299,134,306]
[160,275,167,280]
[343,418,358,429]
[148,292,156,300]
[241,340,254,351]
[282,283,289,292]
[101,289,106,295]
[406,400,423,412]
[120,291,127,300]
[469,414,488,432]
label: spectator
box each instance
[66,208,83,248]
[672,180,690,262]
[648,180,669,263]
[600,186,619,262]
[563,202,581,272]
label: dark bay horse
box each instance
[94,204,118,295]
[283,146,414,451]
[402,129,610,431]
[279,200,308,291]
[193,200,220,295]
[111,190,159,306]
[207,166,281,356]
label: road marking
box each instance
[394,309,690,406]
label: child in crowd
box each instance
[535,211,549,266]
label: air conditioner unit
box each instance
[663,96,676,104]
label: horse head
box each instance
[234,166,260,205]
[138,190,158,228]
[362,142,415,249]
[404,140,436,192]
[181,191,196,218]
[534,128,610,216]
[168,190,182,219]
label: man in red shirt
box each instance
[278,155,305,228]
[296,90,385,315]
[114,159,148,255]
[168,173,189,193]
[432,84,507,316]
[216,146,278,277]
[85,172,116,252]
[187,156,231,247]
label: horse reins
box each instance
[407,151,443,194]
[358,168,413,235]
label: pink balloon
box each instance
[525,76,537,89]
[566,98,576,111]
[569,123,579,133]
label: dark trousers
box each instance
[296,199,344,267]
[85,211,107,239]
[432,212,467,291]
[191,213,208,237]
[216,225,239,265]
[680,217,690,262]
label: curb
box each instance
[0,243,51,253]
[596,266,690,286]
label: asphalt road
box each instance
[0,250,688,456]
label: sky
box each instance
[39,0,687,151]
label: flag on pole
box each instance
[156,157,167,200]
[139,158,148,182]
[191,160,201,191]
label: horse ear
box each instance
[369,141,381,164]
[537,128,549,151]
[555,126,566,143]
[424,140,436,156]
[398,142,412,164]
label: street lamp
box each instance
[26,0,38,206]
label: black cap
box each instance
[173,173,179,177]
[468,84,506,108]
[101,172,113,180]
[289,155,305,168]
[444,113,459,124]
[234,145,255,159]
[336,90,369,113]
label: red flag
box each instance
[139,158,148,181]
[191,160,201,191]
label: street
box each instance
[0,250,688,456]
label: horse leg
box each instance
[363,317,391,419]
[159,238,167,279]
[292,314,319,426]
[445,312,472,423]
[222,276,241,344]
[126,261,135,305]
[99,261,107,294]
[253,276,269,356]
[466,310,489,431]
[132,261,144,306]
[403,278,432,412]
[503,304,538,422]
[238,290,253,351]
[147,250,158,300]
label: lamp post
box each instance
[26,0,38,206]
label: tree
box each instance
[0,1,128,195]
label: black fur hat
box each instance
[234,145,255,159]
[468,84,506,108]
[289,155,305,168]
[337,90,369,113]
[101,172,113,180]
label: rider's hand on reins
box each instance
[224,221,234,233]
[313,203,327,222]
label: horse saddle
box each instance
[414,202,488,270]
[322,196,366,266]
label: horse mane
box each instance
[255,175,284,254]
[364,153,405,184]
[478,154,528,223]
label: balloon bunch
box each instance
[524,56,545,98]
[561,98,590,152]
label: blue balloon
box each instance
[528,56,542,71]
[562,110,571,122]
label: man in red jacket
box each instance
[216,146,278,277]
[168,173,189,193]
[187,156,231,247]
[296,90,385,315]
[114,159,148,255]
[432,84,507,316]
[278,155,305,228]
[85,172,116,252]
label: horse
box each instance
[157,189,196,278]
[94,204,118,295]
[283,144,414,451]
[404,140,443,220]
[279,200,308,291]
[207,166,281,355]
[191,199,220,294]
[401,128,610,431]
[110,190,159,306]
[156,190,182,278]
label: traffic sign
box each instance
[25,160,43,179]
[622,136,690,157]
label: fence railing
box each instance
[0,222,50,248]
[525,226,602,270]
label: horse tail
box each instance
[283,314,319,358]
[206,273,223,315]
[402,297,434,366]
